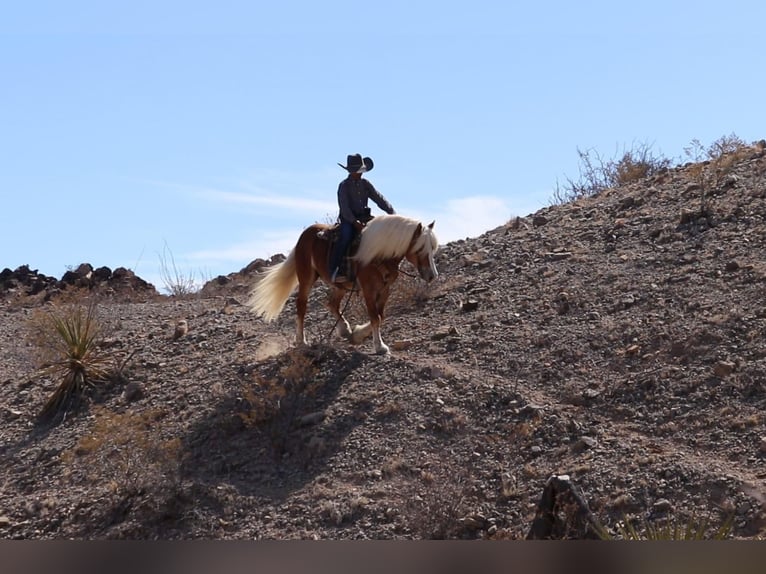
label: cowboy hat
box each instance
[338,154,374,173]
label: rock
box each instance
[725,260,740,273]
[582,388,601,400]
[713,361,735,378]
[122,381,145,403]
[431,327,459,340]
[391,340,413,351]
[92,266,112,282]
[545,251,573,261]
[172,319,189,340]
[652,499,673,513]
[461,514,486,531]
[572,436,598,452]
[299,411,326,427]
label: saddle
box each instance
[318,213,373,280]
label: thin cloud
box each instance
[143,170,338,215]
[415,195,512,243]
[197,188,334,213]
[423,193,545,243]
[186,227,302,265]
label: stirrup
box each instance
[331,271,349,283]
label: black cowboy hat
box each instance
[338,154,374,173]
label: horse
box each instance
[247,214,439,354]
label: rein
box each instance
[396,263,418,279]
[323,282,358,343]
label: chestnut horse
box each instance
[247,214,439,354]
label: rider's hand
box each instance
[354,220,365,232]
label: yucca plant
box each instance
[33,301,111,423]
[610,513,734,540]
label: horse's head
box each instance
[406,220,439,282]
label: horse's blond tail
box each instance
[247,250,298,322]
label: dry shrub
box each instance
[238,347,321,456]
[387,270,434,312]
[684,133,752,218]
[62,406,183,495]
[429,405,467,435]
[318,495,370,527]
[157,242,199,297]
[404,469,475,539]
[552,142,671,204]
[375,399,404,418]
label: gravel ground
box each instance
[1,147,766,539]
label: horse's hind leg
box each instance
[350,321,372,345]
[295,287,309,345]
[295,273,318,346]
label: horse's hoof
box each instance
[374,345,390,355]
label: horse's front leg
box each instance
[371,322,389,355]
[327,287,352,340]
[358,270,393,355]
[351,319,385,353]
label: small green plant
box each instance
[31,300,112,423]
[551,141,671,205]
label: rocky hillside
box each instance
[1,144,766,539]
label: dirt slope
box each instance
[1,147,766,539]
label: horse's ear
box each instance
[428,221,435,230]
[415,222,423,235]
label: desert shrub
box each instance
[158,242,199,297]
[62,407,183,495]
[684,132,751,218]
[384,270,434,314]
[404,469,475,539]
[29,300,114,423]
[551,142,671,205]
[238,347,322,456]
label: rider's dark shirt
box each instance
[337,176,395,223]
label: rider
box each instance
[329,154,395,282]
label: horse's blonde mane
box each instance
[353,214,438,267]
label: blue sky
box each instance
[3,1,765,291]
